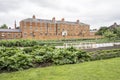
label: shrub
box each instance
[52,47,90,65]
[0,47,33,71]
[90,49,120,60]
[1,45,120,72]
[0,46,90,71]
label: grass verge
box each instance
[0,57,120,80]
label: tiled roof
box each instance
[21,18,89,26]
[0,29,21,32]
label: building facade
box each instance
[0,15,93,40]
[0,29,21,39]
[19,15,90,40]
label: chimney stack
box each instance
[52,17,55,22]
[61,18,65,22]
[33,15,36,19]
[76,19,79,24]
[14,20,16,29]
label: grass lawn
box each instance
[0,58,120,80]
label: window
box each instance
[1,33,5,38]
[40,33,42,36]
[40,22,42,31]
[18,34,20,36]
[45,33,47,35]
[54,33,56,35]
[14,34,16,38]
[58,33,61,35]
[45,23,48,32]
[24,26,27,29]
[40,27,42,31]
[30,32,35,37]
[30,26,32,30]
[49,33,52,35]
[24,33,27,37]
[49,23,51,31]
[35,26,38,31]
[30,32,32,36]
[54,24,56,32]
[7,33,11,36]
[30,22,32,26]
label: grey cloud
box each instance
[0,0,26,12]
[0,0,120,29]
[30,0,61,9]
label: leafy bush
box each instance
[1,45,120,72]
[0,47,33,71]
[52,47,90,65]
[0,46,90,71]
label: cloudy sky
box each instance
[0,0,120,29]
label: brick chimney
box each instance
[52,17,55,22]
[14,20,16,29]
[32,15,36,19]
[76,19,79,24]
[61,18,65,22]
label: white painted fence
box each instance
[56,42,120,49]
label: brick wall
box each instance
[20,16,91,40]
[0,32,22,39]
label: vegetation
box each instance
[90,49,120,60]
[0,24,8,29]
[0,58,120,80]
[96,26,108,35]
[112,27,120,38]
[0,39,63,47]
[103,30,116,40]
[0,46,90,71]
[0,38,120,48]
[0,45,120,72]
[96,26,120,40]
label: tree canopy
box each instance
[95,26,108,35]
[0,24,8,29]
[103,30,117,40]
[96,25,120,40]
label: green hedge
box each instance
[0,39,63,47]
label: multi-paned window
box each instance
[29,22,32,30]
[7,33,11,36]
[24,32,27,37]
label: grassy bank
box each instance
[0,57,120,80]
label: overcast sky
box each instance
[0,0,120,29]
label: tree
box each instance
[103,30,117,40]
[112,27,120,39]
[95,26,108,35]
[0,24,8,29]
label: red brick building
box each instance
[0,15,94,40]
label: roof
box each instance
[109,22,120,28]
[20,18,89,26]
[0,29,21,32]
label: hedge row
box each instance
[0,39,63,47]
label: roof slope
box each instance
[0,29,21,32]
